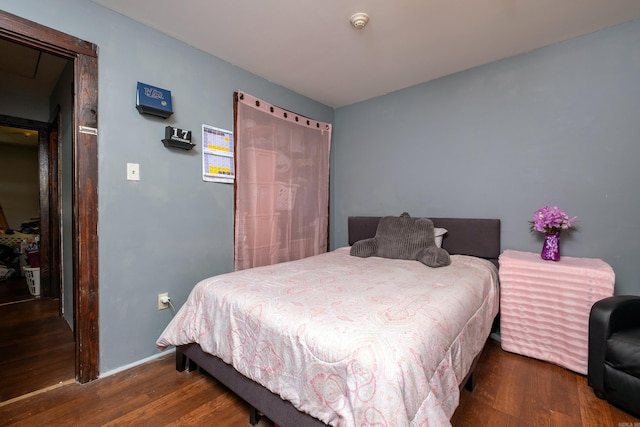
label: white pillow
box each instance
[434,228,447,248]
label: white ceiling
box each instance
[91,0,640,108]
[0,38,68,98]
[0,39,67,147]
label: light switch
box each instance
[127,163,140,181]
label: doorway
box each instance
[0,117,72,402]
[0,118,61,302]
[0,10,99,385]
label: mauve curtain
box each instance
[234,92,331,270]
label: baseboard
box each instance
[99,347,175,379]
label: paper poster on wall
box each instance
[202,124,234,183]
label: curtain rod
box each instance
[237,91,331,132]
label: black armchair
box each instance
[588,295,640,417]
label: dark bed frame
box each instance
[176,216,501,427]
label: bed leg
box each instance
[176,350,187,372]
[464,373,475,391]
[176,350,197,372]
[249,406,261,426]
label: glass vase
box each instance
[541,232,560,261]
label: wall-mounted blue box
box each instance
[136,82,173,119]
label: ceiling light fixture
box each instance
[350,13,369,29]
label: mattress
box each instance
[157,247,499,426]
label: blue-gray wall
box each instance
[5,0,639,375]
[332,20,640,296]
[2,0,334,373]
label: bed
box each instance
[157,216,501,427]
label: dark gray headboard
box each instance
[348,216,501,267]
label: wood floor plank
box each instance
[484,344,524,418]
[99,381,213,426]
[0,298,74,402]
[0,276,33,305]
[452,340,640,427]
[577,375,620,427]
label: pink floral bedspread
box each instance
[157,247,499,427]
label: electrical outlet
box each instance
[158,293,169,310]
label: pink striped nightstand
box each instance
[498,249,615,375]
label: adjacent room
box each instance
[1,1,639,425]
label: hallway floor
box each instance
[0,297,74,402]
[0,274,34,305]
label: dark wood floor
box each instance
[1,337,638,426]
[452,340,640,426]
[0,275,34,305]
[0,288,75,403]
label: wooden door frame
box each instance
[0,10,99,383]
[46,108,62,302]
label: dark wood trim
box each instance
[37,126,51,298]
[233,92,238,247]
[0,115,48,131]
[48,109,62,301]
[0,10,96,58]
[73,53,99,383]
[0,10,100,383]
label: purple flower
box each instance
[530,206,577,234]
